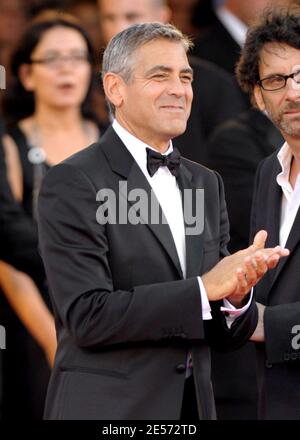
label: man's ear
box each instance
[253,84,266,111]
[19,64,35,91]
[103,72,124,110]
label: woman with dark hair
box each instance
[0,13,100,419]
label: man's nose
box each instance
[167,77,185,97]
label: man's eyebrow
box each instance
[181,67,194,77]
[261,72,287,79]
[145,65,194,76]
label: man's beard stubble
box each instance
[266,101,300,138]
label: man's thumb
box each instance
[253,230,268,249]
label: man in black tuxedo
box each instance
[38,22,288,420]
[237,6,300,419]
[97,0,246,163]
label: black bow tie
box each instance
[146,147,181,178]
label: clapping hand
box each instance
[202,230,289,306]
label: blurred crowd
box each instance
[0,0,297,420]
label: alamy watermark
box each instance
[0,65,6,90]
[0,325,6,349]
[291,325,300,350]
[96,182,204,235]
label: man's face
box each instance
[254,43,300,139]
[104,39,193,150]
[98,0,170,45]
[226,0,290,26]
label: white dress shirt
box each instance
[277,142,300,247]
[112,119,251,325]
[216,5,248,47]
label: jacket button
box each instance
[176,363,186,374]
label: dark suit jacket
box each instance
[191,17,250,108]
[192,16,241,75]
[251,151,300,419]
[38,126,257,420]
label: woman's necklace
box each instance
[28,118,94,164]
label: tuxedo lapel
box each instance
[264,159,286,296]
[271,205,300,288]
[101,127,183,278]
[177,163,204,278]
[265,162,282,248]
[127,161,183,278]
[254,159,282,305]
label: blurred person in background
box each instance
[64,0,110,132]
[192,0,291,108]
[0,13,99,419]
[193,0,288,75]
[98,0,246,163]
[23,1,108,132]
[66,0,104,51]
[0,125,54,419]
[167,0,216,37]
[0,119,44,276]
[27,1,103,56]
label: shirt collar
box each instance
[276,142,293,191]
[112,119,173,176]
[216,6,248,47]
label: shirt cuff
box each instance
[221,289,253,328]
[197,276,212,320]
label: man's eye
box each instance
[181,76,193,83]
[152,74,167,80]
[267,76,284,85]
[43,57,57,64]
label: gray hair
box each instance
[101,22,193,115]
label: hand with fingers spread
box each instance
[202,230,289,305]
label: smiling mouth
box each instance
[160,105,184,110]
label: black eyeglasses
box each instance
[257,70,300,91]
[30,53,90,69]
